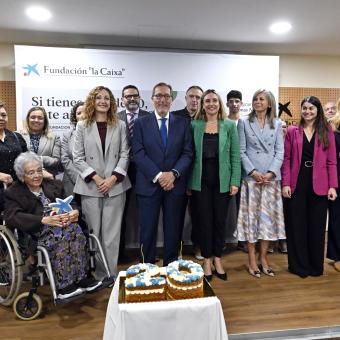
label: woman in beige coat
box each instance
[73,86,130,278]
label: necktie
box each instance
[160,117,167,148]
[127,112,135,137]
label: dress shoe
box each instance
[279,240,288,253]
[248,268,261,278]
[213,270,227,281]
[204,274,213,282]
[259,265,275,277]
[334,262,340,272]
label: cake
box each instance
[125,263,166,303]
[166,259,204,300]
[126,263,160,278]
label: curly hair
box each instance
[83,86,118,127]
[70,101,85,127]
[248,89,277,129]
[26,107,50,135]
[195,89,227,121]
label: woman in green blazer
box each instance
[189,89,241,281]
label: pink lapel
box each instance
[295,126,303,166]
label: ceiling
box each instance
[1,0,340,56]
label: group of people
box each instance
[1,84,340,298]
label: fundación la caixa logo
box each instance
[22,63,40,76]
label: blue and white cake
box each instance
[166,260,204,299]
[125,263,166,302]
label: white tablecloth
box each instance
[103,271,228,340]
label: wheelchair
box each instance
[0,221,115,321]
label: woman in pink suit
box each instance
[282,96,338,278]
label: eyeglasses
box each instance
[153,94,172,100]
[124,94,140,100]
[24,169,43,177]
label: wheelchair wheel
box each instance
[0,225,23,306]
[13,292,42,321]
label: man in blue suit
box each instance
[132,82,193,265]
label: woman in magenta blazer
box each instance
[282,96,338,278]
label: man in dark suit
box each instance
[118,85,149,261]
[132,82,193,265]
[173,85,203,260]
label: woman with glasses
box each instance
[235,89,285,278]
[282,96,337,278]
[4,152,102,299]
[188,89,241,281]
[73,86,130,278]
[0,101,27,213]
[19,106,61,178]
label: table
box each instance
[103,271,228,340]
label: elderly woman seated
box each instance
[4,151,102,299]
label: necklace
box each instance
[206,120,217,124]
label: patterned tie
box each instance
[160,117,167,148]
[127,112,135,138]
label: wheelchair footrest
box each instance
[101,276,115,288]
[54,291,87,305]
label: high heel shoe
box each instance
[248,268,261,278]
[204,274,213,282]
[259,265,275,277]
[213,270,227,281]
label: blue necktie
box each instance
[160,117,167,148]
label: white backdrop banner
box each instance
[15,45,279,135]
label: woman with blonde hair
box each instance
[189,89,241,281]
[19,106,61,178]
[73,86,130,278]
[235,89,285,278]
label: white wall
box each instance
[0,44,15,81]
[1,43,340,87]
[280,55,340,88]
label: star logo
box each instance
[48,195,74,215]
[278,101,292,118]
[22,64,40,76]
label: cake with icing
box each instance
[126,263,160,278]
[125,263,166,302]
[166,259,204,299]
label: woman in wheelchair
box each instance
[4,151,102,299]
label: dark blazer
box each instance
[281,125,338,195]
[4,179,75,233]
[132,112,193,196]
[172,107,192,120]
[118,109,149,185]
[118,108,150,142]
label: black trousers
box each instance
[285,165,328,277]
[178,195,200,250]
[327,186,340,261]
[191,184,231,258]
